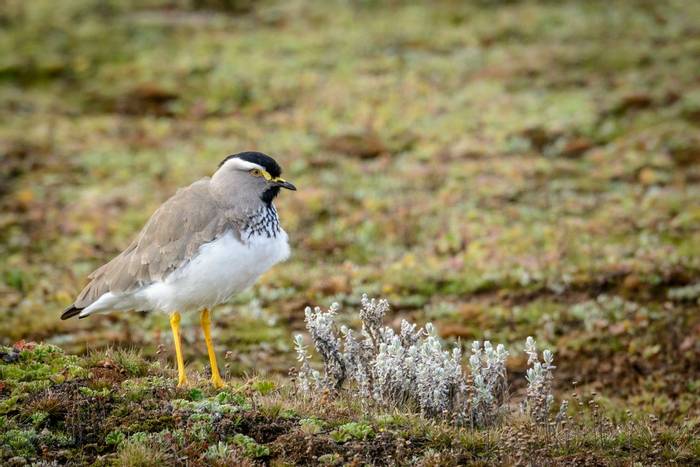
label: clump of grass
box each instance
[109,348,149,377]
[295,295,561,427]
[250,379,276,396]
[114,437,168,467]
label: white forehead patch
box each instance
[221,158,265,172]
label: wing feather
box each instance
[71,178,241,310]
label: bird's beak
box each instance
[272,177,296,191]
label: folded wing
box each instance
[62,179,240,318]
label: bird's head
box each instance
[212,152,296,207]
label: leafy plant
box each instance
[0,428,37,458]
[78,386,111,398]
[188,388,204,401]
[105,429,126,447]
[231,433,269,458]
[30,411,48,428]
[205,441,233,461]
[522,336,556,424]
[330,422,374,442]
[299,417,324,435]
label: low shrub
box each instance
[295,294,563,427]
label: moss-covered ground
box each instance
[1,343,698,465]
[2,0,700,464]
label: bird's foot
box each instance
[177,376,189,388]
[211,375,225,389]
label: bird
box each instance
[61,152,296,388]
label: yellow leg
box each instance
[200,308,225,388]
[169,312,188,387]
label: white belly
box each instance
[81,230,290,315]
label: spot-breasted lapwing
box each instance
[62,152,296,388]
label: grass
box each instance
[1,0,700,463]
[1,343,698,464]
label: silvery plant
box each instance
[522,336,556,424]
[295,294,559,426]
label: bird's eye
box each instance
[250,169,261,176]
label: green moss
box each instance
[120,376,171,402]
[0,344,88,415]
[172,394,247,415]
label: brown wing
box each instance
[68,178,240,311]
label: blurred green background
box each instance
[1,0,699,423]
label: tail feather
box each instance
[61,304,83,320]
